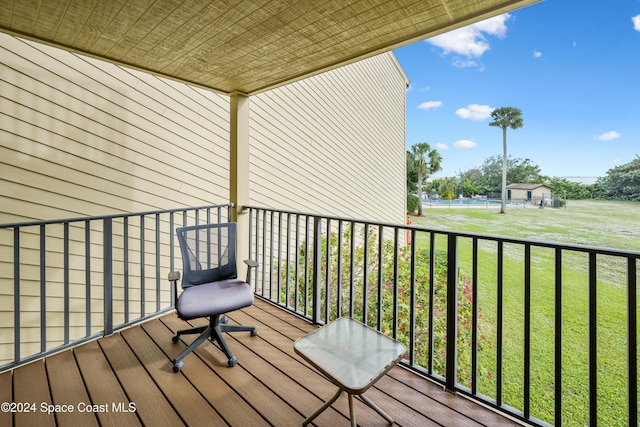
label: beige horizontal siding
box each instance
[0,32,233,366]
[247,53,408,299]
[0,33,231,223]
[248,52,407,224]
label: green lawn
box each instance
[410,200,639,426]
[417,199,640,250]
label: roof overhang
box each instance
[0,0,539,95]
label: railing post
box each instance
[13,228,20,363]
[445,234,458,393]
[64,223,70,344]
[104,218,113,336]
[312,216,322,324]
[628,257,637,427]
[40,224,47,353]
[155,214,161,312]
[589,252,597,426]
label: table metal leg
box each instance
[302,388,344,426]
[303,388,393,426]
[348,394,356,427]
[359,394,394,424]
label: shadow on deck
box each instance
[0,298,520,426]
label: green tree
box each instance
[406,151,418,195]
[489,107,523,213]
[599,155,640,201]
[425,176,457,199]
[507,158,542,184]
[458,169,484,197]
[409,143,442,215]
[545,177,591,200]
[459,156,542,197]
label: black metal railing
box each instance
[244,205,638,427]
[0,204,232,372]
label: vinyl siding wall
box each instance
[0,35,231,223]
[247,54,408,301]
[0,33,233,364]
[249,53,407,222]
[0,32,407,366]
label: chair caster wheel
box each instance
[228,357,238,367]
[250,328,258,337]
[221,315,229,324]
[173,361,183,373]
[172,335,180,343]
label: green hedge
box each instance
[407,194,419,213]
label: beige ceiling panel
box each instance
[0,0,539,95]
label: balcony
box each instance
[1,204,638,426]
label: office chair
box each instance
[168,222,258,372]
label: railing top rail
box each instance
[0,203,234,230]
[242,205,640,259]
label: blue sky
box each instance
[393,0,640,179]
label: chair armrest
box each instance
[244,259,258,284]
[244,259,259,268]
[168,271,181,307]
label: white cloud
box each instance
[452,58,484,70]
[633,14,640,31]
[612,157,622,164]
[418,101,442,111]
[455,104,494,121]
[427,14,510,58]
[533,49,542,58]
[595,131,621,141]
[436,143,449,150]
[454,139,478,148]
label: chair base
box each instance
[172,314,257,372]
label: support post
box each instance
[230,92,251,278]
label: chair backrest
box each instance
[176,223,238,288]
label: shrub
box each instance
[407,194,419,213]
[277,224,490,387]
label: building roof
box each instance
[506,183,550,190]
[0,0,538,95]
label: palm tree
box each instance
[410,142,443,216]
[489,107,523,213]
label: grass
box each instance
[418,199,640,250]
[410,200,639,426]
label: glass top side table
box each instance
[294,317,406,426]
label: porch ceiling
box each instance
[0,0,537,95]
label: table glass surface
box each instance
[294,317,406,392]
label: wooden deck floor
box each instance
[0,298,520,426]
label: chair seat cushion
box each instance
[177,279,254,320]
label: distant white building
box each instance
[562,177,600,185]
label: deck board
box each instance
[46,350,99,426]
[12,360,55,426]
[141,317,268,426]
[74,340,140,426]
[1,298,521,426]
[121,324,227,425]
[0,370,12,427]
[98,331,183,426]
